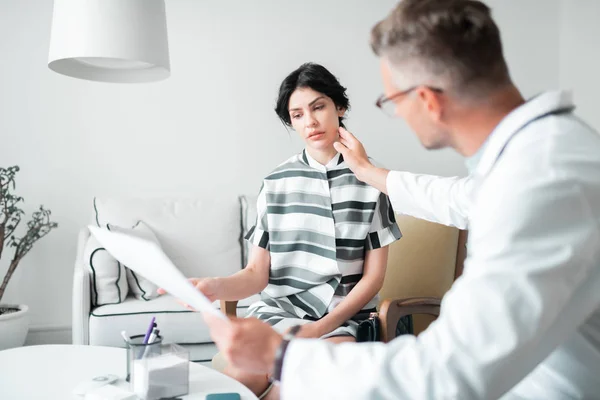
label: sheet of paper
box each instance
[88,225,228,321]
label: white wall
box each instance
[0,0,560,340]
[559,0,600,131]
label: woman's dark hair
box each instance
[275,62,350,128]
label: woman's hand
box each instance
[157,277,221,308]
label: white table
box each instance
[0,344,258,399]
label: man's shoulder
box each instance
[473,114,600,229]
[496,113,600,181]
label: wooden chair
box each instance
[376,215,467,341]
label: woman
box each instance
[165,63,401,399]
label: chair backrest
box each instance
[380,215,467,334]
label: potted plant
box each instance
[0,166,58,350]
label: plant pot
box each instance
[0,304,29,350]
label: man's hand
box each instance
[204,313,282,374]
[157,277,221,308]
[333,127,372,180]
[334,127,390,194]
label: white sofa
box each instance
[72,196,259,363]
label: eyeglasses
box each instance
[375,86,444,117]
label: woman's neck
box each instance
[306,146,338,166]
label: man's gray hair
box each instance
[371,0,512,98]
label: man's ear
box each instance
[416,87,443,122]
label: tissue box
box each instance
[130,343,189,400]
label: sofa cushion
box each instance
[106,221,161,301]
[84,233,128,306]
[92,197,243,277]
[89,294,260,347]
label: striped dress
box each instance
[245,150,402,338]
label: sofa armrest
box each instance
[378,297,441,343]
[220,300,238,318]
[72,228,91,345]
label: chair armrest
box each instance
[379,297,441,343]
[72,228,91,345]
[220,300,239,317]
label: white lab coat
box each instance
[280,91,600,399]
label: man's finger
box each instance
[338,127,357,142]
[205,312,239,326]
[339,136,351,148]
[333,141,348,155]
[203,312,235,341]
[338,128,357,150]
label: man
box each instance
[204,1,600,398]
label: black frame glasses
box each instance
[375,86,444,117]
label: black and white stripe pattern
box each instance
[246,150,402,336]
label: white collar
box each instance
[473,90,575,178]
[303,150,342,172]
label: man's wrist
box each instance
[271,325,301,382]
[356,161,373,182]
[268,333,283,374]
[357,164,390,194]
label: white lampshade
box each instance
[48,0,170,83]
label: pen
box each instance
[121,330,131,345]
[142,317,156,345]
[142,327,160,359]
[151,329,160,344]
[148,327,158,344]
[138,317,156,359]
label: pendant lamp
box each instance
[48,0,170,83]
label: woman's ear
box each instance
[337,106,346,118]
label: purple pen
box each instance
[142,317,156,344]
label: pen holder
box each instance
[125,334,164,383]
[130,343,190,400]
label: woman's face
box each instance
[288,87,346,152]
